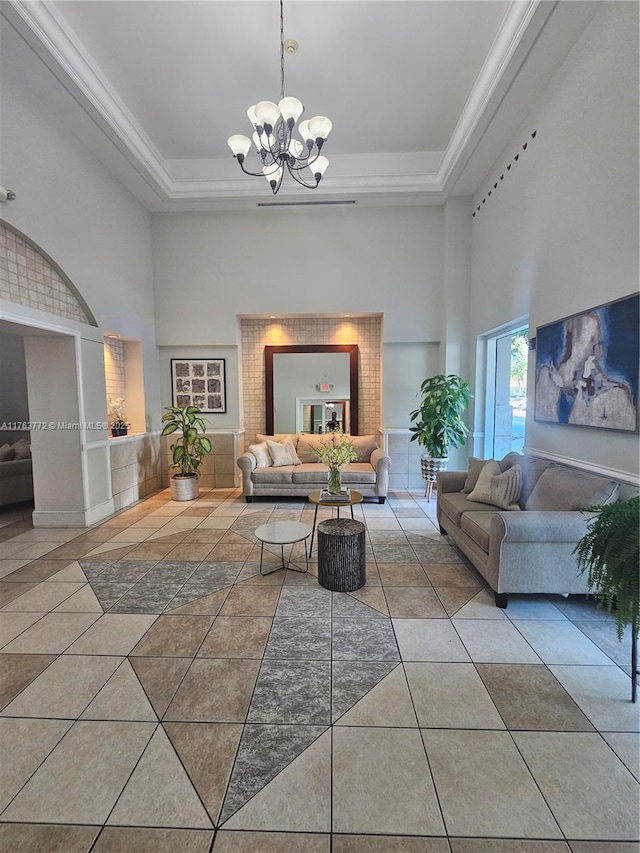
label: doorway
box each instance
[484,322,529,458]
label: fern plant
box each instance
[573,495,639,702]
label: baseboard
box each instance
[32,498,115,528]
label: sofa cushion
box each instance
[292,463,330,484]
[339,462,376,484]
[0,443,16,462]
[296,434,334,463]
[350,435,378,462]
[468,461,521,511]
[251,466,295,485]
[525,465,619,511]
[500,452,551,507]
[266,439,301,467]
[463,457,490,493]
[249,442,271,468]
[256,434,297,446]
[460,511,494,553]
[439,491,505,526]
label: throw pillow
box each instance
[11,440,31,460]
[266,439,301,467]
[0,443,15,462]
[249,442,271,468]
[525,465,619,511]
[468,460,522,511]
[463,457,490,494]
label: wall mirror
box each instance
[265,345,359,435]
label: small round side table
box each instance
[254,521,312,576]
[317,518,366,592]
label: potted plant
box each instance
[409,374,473,499]
[313,430,359,494]
[108,397,128,437]
[161,405,212,501]
[573,495,639,702]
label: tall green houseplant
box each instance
[574,495,640,702]
[409,374,473,458]
[161,405,212,501]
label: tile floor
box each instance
[0,488,638,853]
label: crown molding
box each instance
[7,0,551,205]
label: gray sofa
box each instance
[0,435,33,506]
[437,451,639,608]
[237,433,391,503]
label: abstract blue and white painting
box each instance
[534,292,639,432]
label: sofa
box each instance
[0,436,33,506]
[237,433,391,503]
[436,451,639,608]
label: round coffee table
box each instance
[254,520,312,576]
[307,489,363,556]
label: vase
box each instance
[327,466,342,494]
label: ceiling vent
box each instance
[257,200,357,208]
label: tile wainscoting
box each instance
[161,430,244,492]
[380,429,425,491]
[109,434,164,512]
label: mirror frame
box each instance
[265,344,359,436]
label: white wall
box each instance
[470,1,639,478]
[1,19,161,431]
[152,206,443,347]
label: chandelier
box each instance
[227,0,332,195]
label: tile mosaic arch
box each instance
[0,220,97,326]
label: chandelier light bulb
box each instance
[278,96,304,124]
[247,105,259,128]
[227,134,252,159]
[313,155,330,179]
[254,101,281,129]
[298,120,313,144]
[308,116,332,141]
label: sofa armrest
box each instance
[237,452,257,498]
[370,448,392,497]
[437,471,467,493]
[490,510,595,544]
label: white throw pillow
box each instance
[0,443,15,462]
[468,460,522,511]
[249,442,271,468]
[266,439,301,467]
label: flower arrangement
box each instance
[313,430,359,494]
[108,396,126,425]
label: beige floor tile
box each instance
[93,827,214,852]
[449,841,570,852]
[129,656,192,717]
[347,586,389,615]
[81,659,158,721]
[405,662,505,729]
[503,595,568,620]
[65,613,158,655]
[393,618,471,662]
[377,564,430,586]
[1,720,155,824]
[164,658,260,722]
[567,843,640,853]
[46,561,88,582]
[0,653,57,710]
[219,585,281,617]
[0,611,100,654]
[0,823,100,853]
[450,587,508,619]
[332,727,444,835]
[165,722,242,824]
[384,587,448,618]
[214,831,329,853]
[53,584,104,612]
[131,615,214,657]
[1,581,86,612]
[0,654,122,718]
[107,726,212,828]
[0,611,45,648]
[601,732,640,781]
[0,559,33,578]
[197,616,272,658]
[514,731,640,840]
[549,665,640,731]
[513,620,617,665]
[223,729,331,832]
[0,717,72,811]
[337,665,417,727]
[452,620,542,663]
[422,729,561,838]
[423,562,483,589]
[167,587,230,616]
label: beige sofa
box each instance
[237,433,391,503]
[0,436,33,506]
[437,451,639,608]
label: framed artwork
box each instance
[170,358,226,413]
[534,292,639,432]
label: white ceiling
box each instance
[2,0,601,210]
